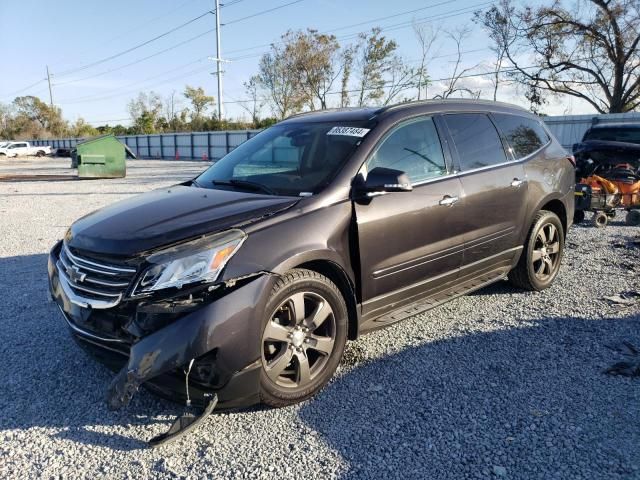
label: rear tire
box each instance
[259,268,348,407]
[508,210,564,291]
[593,212,608,228]
[626,210,640,226]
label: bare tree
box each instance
[413,22,440,100]
[477,0,640,113]
[382,57,418,105]
[432,27,481,99]
[340,46,356,107]
[238,75,265,126]
[163,90,183,132]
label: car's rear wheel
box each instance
[259,268,347,407]
[508,210,564,291]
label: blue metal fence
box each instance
[29,130,260,160]
[27,112,640,158]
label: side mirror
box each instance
[361,167,413,196]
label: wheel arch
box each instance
[293,259,360,340]
[527,194,568,239]
[539,199,567,238]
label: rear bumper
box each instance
[48,241,275,409]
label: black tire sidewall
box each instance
[258,269,348,406]
[524,212,565,290]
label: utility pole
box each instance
[214,0,223,120]
[46,65,54,107]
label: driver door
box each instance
[354,116,465,318]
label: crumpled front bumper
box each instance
[48,241,275,409]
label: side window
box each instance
[492,113,549,159]
[367,117,447,184]
[443,114,507,170]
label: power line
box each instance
[225,1,491,61]
[222,0,307,26]
[50,0,199,69]
[55,10,214,77]
[57,64,213,105]
[52,28,216,87]
[56,57,210,103]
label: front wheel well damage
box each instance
[296,260,359,340]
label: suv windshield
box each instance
[583,126,640,144]
[195,121,374,196]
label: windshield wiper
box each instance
[212,179,277,195]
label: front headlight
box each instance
[132,229,246,295]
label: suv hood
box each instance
[67,185,299,256]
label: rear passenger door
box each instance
[441,113,528,272]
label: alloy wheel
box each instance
[531,222,561,281]
[262,291,336,389]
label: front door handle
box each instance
[439,195,459,206]
[511,178,526,188]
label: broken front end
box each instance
[48,232,275,443]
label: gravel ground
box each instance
[0,157,639,479]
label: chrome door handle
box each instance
[511,178,526,188]
[439,195,459,206]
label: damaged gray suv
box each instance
[48,100,574,444]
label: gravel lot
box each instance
[0,157,639,479]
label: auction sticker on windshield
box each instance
[327,126,370,137]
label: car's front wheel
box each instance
[509,210,565,291]
[259,268,347,407]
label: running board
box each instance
[366,268,508,330]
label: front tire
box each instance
[509,210,565,291]
[259,268,348,407]
[36,150,45,157]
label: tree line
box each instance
[1,0,638,140]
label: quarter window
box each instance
[367,117,447,184]
[492,113,549,159]
[443,114,507,170]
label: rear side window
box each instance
[443,114,507,170]
[492,114,550,159]
[368,116,447,184]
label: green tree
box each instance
[70,118,98,138]
[257,35,306,119]
[183,85,215,126]
[127,91,163,133]
[354,28,398,106]
[12,95,68,137]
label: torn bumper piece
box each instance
[48,245,275,413]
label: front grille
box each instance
[56,244,137,308]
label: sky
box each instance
[0,0,595,126]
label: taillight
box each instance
[566,155,576,167]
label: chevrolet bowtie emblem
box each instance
[67,265,87,283]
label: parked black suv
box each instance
[48,100,574,439]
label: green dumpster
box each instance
[73,135,127,178]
